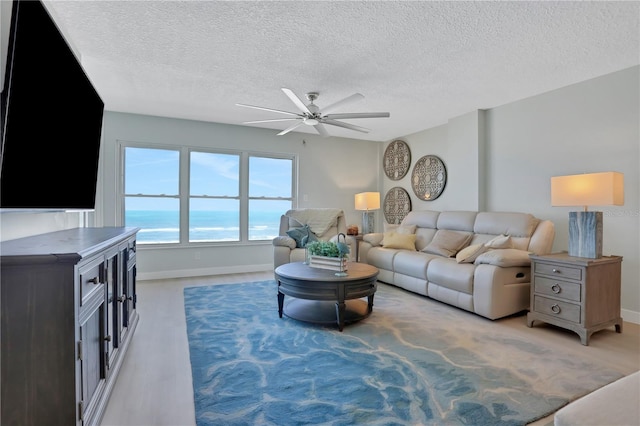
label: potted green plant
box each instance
[306,234,350,274]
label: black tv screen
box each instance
[0,0,104,210]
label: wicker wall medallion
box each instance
[411,155,447,201]
[383,140,411,180]
[383,187,412,224]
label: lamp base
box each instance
[361,211,375,234]
[568,211,603,258]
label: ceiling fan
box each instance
[236,88,390,137]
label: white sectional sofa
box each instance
[359,210,555,320]
[554,371,639,426]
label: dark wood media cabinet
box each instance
[1,227,140,426]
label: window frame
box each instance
[118,141,297,247]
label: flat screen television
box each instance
[0,0,104,210]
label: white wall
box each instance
[382,66,639,321]
[486,66,639,322]
[3,66,637,319]
[97,112,381,279]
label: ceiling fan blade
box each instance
[322,119,370,133]
[324,112,390,119]
[314,123,330,138]
[236,103,300,117]
[321,93,364,114]
[281,88,312,114]
[277,121,305,136]
[243,118,300,124]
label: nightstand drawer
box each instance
[534,295,581,323]
[534,276,581,302]
[535,262,582,281]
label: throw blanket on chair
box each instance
[286,208,343,237]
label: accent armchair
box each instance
[272,208,353,269]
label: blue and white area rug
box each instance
[184,281,622,426]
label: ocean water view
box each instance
[126,210,281,243]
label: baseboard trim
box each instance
[622,308,640,325]
[138,263,273,281]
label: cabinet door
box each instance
[105,251,118,368]
[79,295,107,423]
[124,248,137,324]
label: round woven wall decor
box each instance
[383,140,411,181]
[383,187,412,224]
[411,155,447,201]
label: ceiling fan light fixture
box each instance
[239,88,389,137]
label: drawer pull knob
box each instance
[551,304,561,314]
[551,284,561,294]
[552,268,560,274]
[104,335,112,342]
[88,277,99,284]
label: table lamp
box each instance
[551,172,624,258]
[355,192,380,234]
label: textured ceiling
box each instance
[42,0,639,142]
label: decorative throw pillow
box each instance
[286,224,318,248]
[474,249,532,267]
[455,243,489,263]
[381,232,417,250]
[384,223,417,234]
[422,230,473,257]
[485,234,513,249]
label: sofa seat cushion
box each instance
[427,257,475,294]
[393,251,438,280]
[366,247,399,271]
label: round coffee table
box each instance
[275,261,379,331]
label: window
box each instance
[124,147,180,244]
[248,156,294,241]
[123,145,294,245]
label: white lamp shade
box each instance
[551,172,624,208]
[355,192,380,211]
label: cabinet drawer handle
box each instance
[104,335,112,342]
[551,304,561,314]
[552,268,560,274]
[117,295,126,303]
[88,277,100,284]
[551,283,561,294]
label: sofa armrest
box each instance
[272,236,296,249]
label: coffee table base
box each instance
[283,298,372,330]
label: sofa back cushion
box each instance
[401,210,440,251]
[436,211,478,232]
[473,212,539,251]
